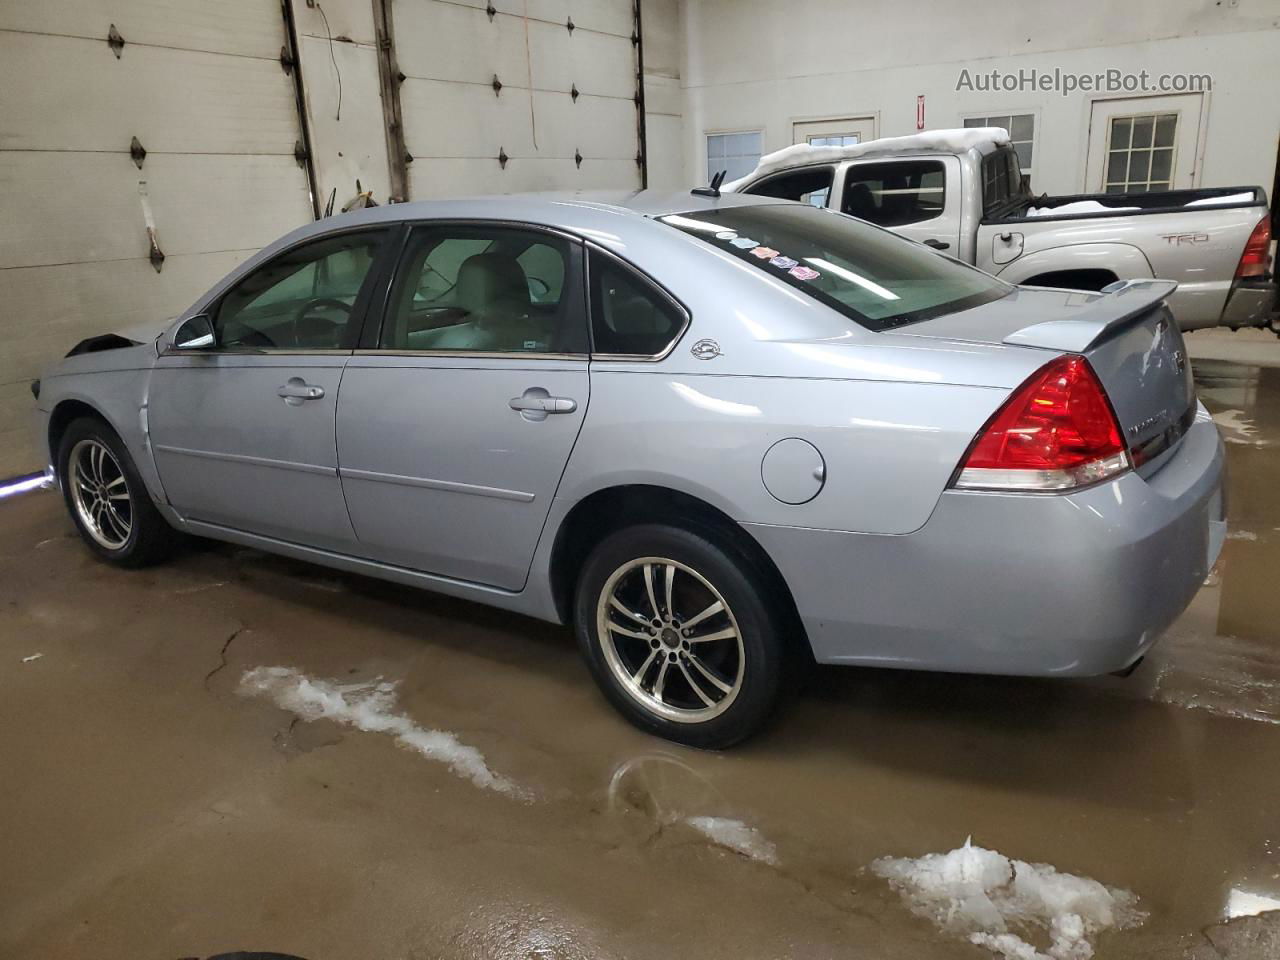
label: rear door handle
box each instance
[277,378,325,406]
[509,388,577,421]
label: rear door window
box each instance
[842,160,946,226]
[588,252,687,357]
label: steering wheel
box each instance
[292,297,353,348]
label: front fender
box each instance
[996,242,1154,285]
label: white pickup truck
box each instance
[725,128,1276,332]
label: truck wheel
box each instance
[57,416,179,567]
[574,523,788,748]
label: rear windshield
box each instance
[659,204,1011,330]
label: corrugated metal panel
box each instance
[392,0,640,200]
[0,2,311,476]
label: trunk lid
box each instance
[901,280,1196,471]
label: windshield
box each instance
[660,203,1012,330]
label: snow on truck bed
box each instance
[722,127,1012,192]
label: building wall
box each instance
[681,0,1280,197]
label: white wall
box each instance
[642,0,687,189]
[682,0,1280,197]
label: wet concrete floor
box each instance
[2,344,1279,960]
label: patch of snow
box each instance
[1227,530,1258,541]
[722,127,1010,192]
[1185,192,1256,207]
[1024,200,1140,218]
[1212,409,1265,446]
[871,837,1145,960]
[239,666,527,799]
[21,653,43,663]
[685,816,779,865]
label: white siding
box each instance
[0,1,312,476]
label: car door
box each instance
[838,156,962,253]
[336,222,590,590]
[149,228,392,551]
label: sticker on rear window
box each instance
[789,265,820,281]
[729,237,757,249]
[769,255,798,270]
[715,231,737,240]
[750,246,780,259]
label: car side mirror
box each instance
[173,314,216,350]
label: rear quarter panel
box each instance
[561,365,1010,536]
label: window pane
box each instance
[1110,117,1133,149]
[1127,150,1152,183]
[660,205,1010,331]
[1149,148,1173,182]
[963,117,983,128]
[1010,114,1034,141]
[707,131,762,181]
[1154,114,1178,148]
[746,166,835,205]
[381,228,585,354]
[842,160,946,226]
[215,231,386,350]
[1014,141,1033,171]
[1131,116,1155,149]
[589,253,684,356]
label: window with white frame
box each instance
[1103,113,1178,193]
[964,114,1034,176]
[706,131,763,181]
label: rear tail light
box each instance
[1235,216,1272,279]
[952,354,1130,492]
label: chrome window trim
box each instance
[161,347,354,358]
[583,241,691,363]
[351,349,584,361]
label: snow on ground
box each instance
[685,816,779,865]
[1024,200,1140,217]
[239,666,527,799]
[871,838,1145,960]
[1212,409,1265,445]
[1227,530,1258,541]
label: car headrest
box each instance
[844,182,876,220]
[456,253,529,319]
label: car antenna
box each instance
[692,170,726,198]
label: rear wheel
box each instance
[574,524,788,748]
[58,417,178,567]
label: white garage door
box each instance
[0,1,314,476]
[392,0,641,198]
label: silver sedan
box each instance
[32,191,1226,746]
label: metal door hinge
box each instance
[575,149,583,168]
[566,16,575,33]
[130,136,146,169]
[492,74,503,96]
[486,2,496,20]
[571,83,579,102]
[279,46,294,74]
[294,140,309,167]
[498,147,509,169]
[107,24,125,58]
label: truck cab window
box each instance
[841,160,946,226]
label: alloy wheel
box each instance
[68,438,133,550]
[596,556,745,723]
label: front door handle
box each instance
[509,388,577,421]
[923,238,951,250]
[277,378,325,406]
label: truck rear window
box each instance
[660,203,1011,330]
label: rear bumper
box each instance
[1220,276,1278,329]
[745,405,1226,676]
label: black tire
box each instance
[574,523,789,748]
[57,416,179,567]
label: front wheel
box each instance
[58,417,179,567]
[574,524,789,748]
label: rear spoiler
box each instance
[1003,279,1178,352]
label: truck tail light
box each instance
[951,354,1130,492]
[1235,216,1272,279]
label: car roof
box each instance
[296,189,785,239]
